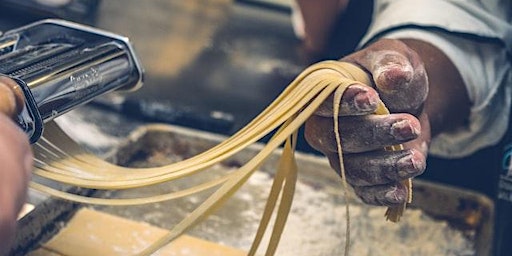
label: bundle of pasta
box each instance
[31,61,411,256]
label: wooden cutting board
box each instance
[27,208,246,256]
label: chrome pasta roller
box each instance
[0,19,144,143]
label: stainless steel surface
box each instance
[0,19,143,143]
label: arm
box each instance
[399,39,470,137]
[0,76,33,254]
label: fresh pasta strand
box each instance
[30,60,412,256]
[333,85,352,256]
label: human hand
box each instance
[0,76,33,254]
[304,39,430,207]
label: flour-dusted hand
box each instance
[305,39,431,207]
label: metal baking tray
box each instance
[16,124,494,255]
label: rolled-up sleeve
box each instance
[358,0,512,158]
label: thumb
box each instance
[342,39,428,114]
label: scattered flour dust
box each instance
[238,171,475,256]
[93,135,476,256]
[99,166,476,256]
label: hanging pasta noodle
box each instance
[30,61,412,256]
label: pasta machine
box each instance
[0,19,144,143]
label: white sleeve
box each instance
[358,0,512,158]
[359,0,512,51]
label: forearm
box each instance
[357,0,510,157]
[398,39,470,137]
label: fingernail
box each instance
[397,151,426,178]
[354,89,378,112]
[376,65,413,91]
[346,84,378,112]
[372,51,414,91]
[384,185,406,204]
[390,119,419,140]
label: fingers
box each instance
[326,148,426,207]
[305,108,426,207]
[304,39,431,207]
[305,113,421,153]
[306,112,428,207]
[327,148,426,185]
